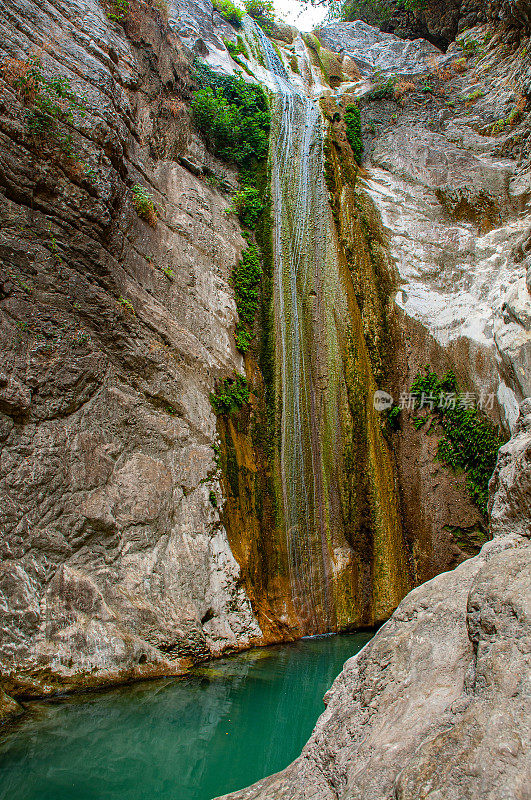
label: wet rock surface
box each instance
[216,402,531,800]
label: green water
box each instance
[0,634,371,800]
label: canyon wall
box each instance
[0,0,529,715]
[0,0,264,698]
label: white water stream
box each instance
[248,24,342,630]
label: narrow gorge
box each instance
[0,0,529,796]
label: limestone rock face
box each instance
[216,402,531,800]
[0,0,261,698]
[489,0,531,31]
[315,21,443,76]
[354,24,531,432]
[489,399,531,537]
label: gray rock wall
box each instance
[0,0,261,698]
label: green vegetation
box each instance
[107,0,129,20]
[243,0,276,31]
[13,55,85,153]
[232,244,263,352]
[490,96,527,134]
[302,31,321,52]
[344,104,363,164]
[209,490,218,507]
[329,0,427,25]
[192,60,270,167]
[386,404,401,431]
[224,36,249,59]
[213,0,244,26]
[192,62,270,357]
[118,296,135,313]
[228,187,264,228]
[367,74,399,101]
[410,368,504,515]
[464,89,485,103]
[211,374,250,414]
[132,184,157,225]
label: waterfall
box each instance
[250,24,342,632]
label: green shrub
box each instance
[231,244,263,352]
[410,368,504,515]
[386,404,400,431]
[224,36,249,58]
[228,187,264,227]
[13,55,85,153]
[235,324,253,352]
[344,104,363,164]
[132,184,157,226]
[107,0,129,20]
[367,74,399,101]
[243,0,276,31]
[233,244,262,326]
[213,0,244,26]
[210,374,250,414]
[192,60,270,167]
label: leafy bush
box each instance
[224,36,249,58]
[367,74,399,101]
[228,187,264,227]
[231,244,263,352]
[213,0,245,26]
[387,404,401,431]
[344,104,363,164]
[107,0,129,20]
[243,0,276,31]
[211,374,250,414]
[132,184,157,226]
[12,55,85,153]
[192,60,270,167]
[331,0,427,25]
[410,368,504,515]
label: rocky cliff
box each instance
[215,398,530,800]
[0,0,529,726]
[0,0,264,699]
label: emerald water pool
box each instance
[0,633,371,800]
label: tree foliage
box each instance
[213,0,245,26]
[191,60,270,167]
[243,0,276,31]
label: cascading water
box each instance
[233,21,411,634]
[249,24,345,632]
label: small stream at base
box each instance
[0,633,371,800]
